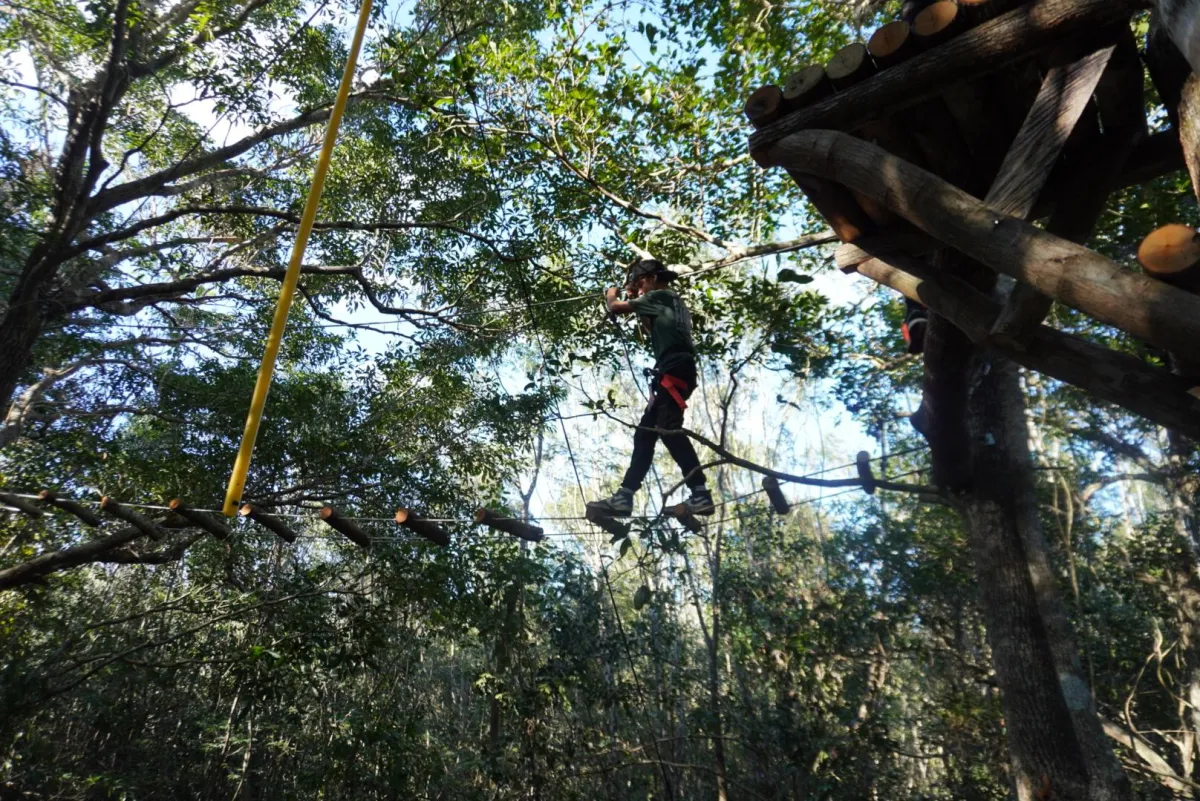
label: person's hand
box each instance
[624,283,637,299]
[605,286,619,307]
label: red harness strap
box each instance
[659,374,689,411]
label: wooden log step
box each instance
[168,499,232,540]
[100,497,164,541]
[666,503,703,533]
[0,491,43,519]
[238,503,298,543]
[38,490,102,526]
[762,476,790,514]
[782,65,833,110]
[475,508,545,543]
[1138,225,1200,292]
[320,506,370,549]
[856,451,878,495]
[585,505,631,539]
[394,508,450,547]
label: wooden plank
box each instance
[748,0,1143,159]
[984,45,1115,216]
[990,37,1139,344]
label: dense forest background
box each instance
[1,0,1198,797]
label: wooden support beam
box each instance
[762,476,791,514]
[855,253,1200,439]
[667,504,704,534]
[986,45,1115,218]
[856,451,878,495]
[835,230,938,272]
[394,508,450,547]
[319,506,370,549]
[760,130,1200,356]
[585,505,631,539]
[475,508,545,543]
[100,497,164,541]
[986,42,1121,344]
[238,503,297,543]
[0,491,43,519]
[1146,10,1192,126]
[745,83,875,242]
[749,0,1144,159]
[38,490,102,526]
[1178,75,1200,207]
[168,499,232,540]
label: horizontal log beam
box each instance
[854,253,1200,438]
[748,0,1145,159]
[760,130,1200,355]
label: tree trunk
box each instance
[962,354,1129,801]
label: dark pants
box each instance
[620,374,706,493]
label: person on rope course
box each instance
[587,259,715,518]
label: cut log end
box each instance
[913,1,961,41]
[868,21,913,63]
[394,507,411,525]
[1138,224,1200,290]
[827,43,875,88]
[782,64,833,109]
[744,85,785,126]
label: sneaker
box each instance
[587,488,634,518]
[684,487,715,517]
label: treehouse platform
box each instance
[745,0,1200,482]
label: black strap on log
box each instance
[319,506,371,549]
[100,497,164,540]
[394,508,450,547]
[762,476,791,514]
[169,499,232,540]
[474,508,545,542]
[238,504,298,543]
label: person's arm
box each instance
[605,286,637,315]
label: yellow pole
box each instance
[222,0,374,516]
